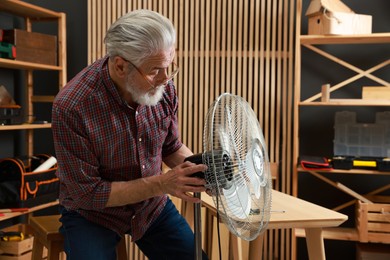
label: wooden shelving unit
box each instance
[0,0,67,156]
[293,0,390,247]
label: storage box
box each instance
[333,111,390,158]
[356,196,390,243]
[0,224,34,259]
[306,0,372,35]
[0,29,57,65]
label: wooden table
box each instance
[201,189,348,260]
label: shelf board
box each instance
[32,95,56,102]
[0,0,61,19]
[297,166,390,176]
[299,99,390,106]
[300,33,390,45]
[295,227,359,241]
[0,123,51,130]
[0,58,61,71]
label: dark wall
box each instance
[0,0,87,158]
[298,1,390,260]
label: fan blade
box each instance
[223,182,251,219]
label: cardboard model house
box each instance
[305,0,372,35]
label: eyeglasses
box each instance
[121,57,179,89]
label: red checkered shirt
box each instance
[52,55,182,241]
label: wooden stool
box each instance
[29,214,128,260]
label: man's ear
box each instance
[112,56,128,78]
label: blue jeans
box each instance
[59,198,208,260]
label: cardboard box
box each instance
[0,29,57,65]
[306,0,372,35]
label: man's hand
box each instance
[160,161,207,203]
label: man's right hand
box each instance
[160,161,207,203]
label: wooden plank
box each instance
[367,222,390,232]
[0,58,62,70]
[300,33,390,45]
[231,0,237,96]
[215,0,222,98]
[32,95,55,102]
[336,183,373,204]
[58,13,67,87]
[182,0,189,147]
[0,0,61,18]
[362,86,390,100]
[188,0,194,150]
[225,0,232,95]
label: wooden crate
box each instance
[0,251,31,260]
[356,196,390,243]
[0,29,57,65]
[0,224,34,258]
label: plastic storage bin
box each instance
[334,111,390,157]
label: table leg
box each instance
[248,234,264,260]
[305,228,325,260]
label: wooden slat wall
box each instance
[87,0,296,259]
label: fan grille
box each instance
[203,93,272,241]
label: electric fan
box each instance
[186,93,272,259]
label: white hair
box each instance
[104,9,176,66]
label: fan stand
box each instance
[194,192,203,260]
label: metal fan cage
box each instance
[202,93,272,241]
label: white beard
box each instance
[125,79,165,106]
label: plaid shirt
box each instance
[52,55,182,241]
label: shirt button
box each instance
[142,165,145,169]
[132,215,135,220]
[139,138,142,142]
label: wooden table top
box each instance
[201,189,348,230]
